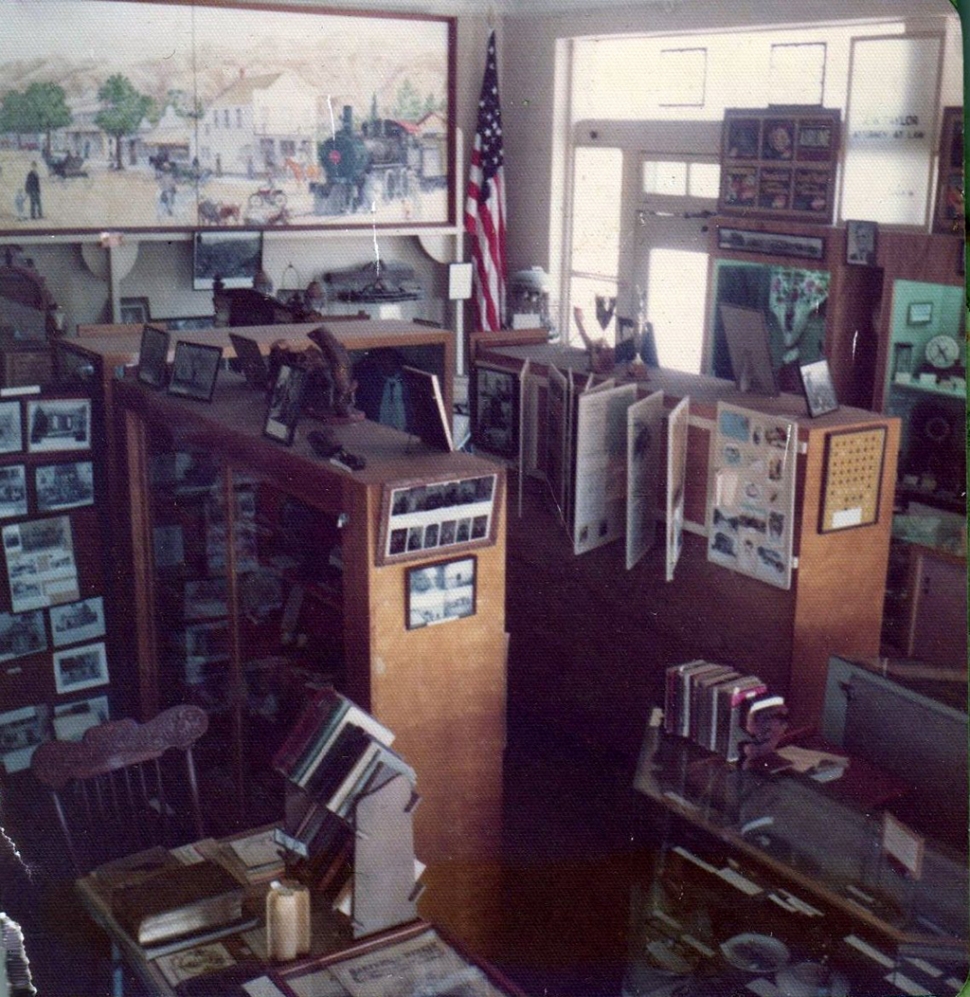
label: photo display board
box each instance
[819,426,886,533]
[707,402,798,590]
[719,107,841,222]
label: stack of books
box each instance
[663,660,785,763]
[271,688,418,891]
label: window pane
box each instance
[568,275,620,346]
[647,249,708,373]
[643,160,687,196]
[659,48,707,107]
[688,162,720,198]
[769,43,826,105]
[570,147,623,276]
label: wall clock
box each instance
[924,334,960,370]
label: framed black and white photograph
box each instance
[263,364,307,446]
[49,596,106,648]
[0,705,47,773]
[4,515,79,613]
[377,472,500,566]
[193,230,263,289]
[229,333,269,391]
[406,555,476,630]
[0,401,23,454]
[845,220,877,266]
[799,358,839,418]
[53,641,109,695]
[52,695,110,741]
[137,323,171,389]
[120,296,151,324]
[35,461,95,512]
[716,226,825,261]
[26,399,91,453]
[0,465,28,519]
[472,363,520,457]
[184,577,229,620]
[0,609,47,662]
[168,341,223,402]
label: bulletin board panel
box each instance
[819,426,887,533]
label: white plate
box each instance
[720,933,791,973]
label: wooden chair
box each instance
[30,705,209,877]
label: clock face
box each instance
[925,334,960,369]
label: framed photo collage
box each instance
[0,394,110,775]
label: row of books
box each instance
[663,660,785,763]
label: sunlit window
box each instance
[659,48,707,107]
[769,44,826,105]
[688,163,720,198]
[643,161,688,196]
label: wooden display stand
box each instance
[472,340,899,748]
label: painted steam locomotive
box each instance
[310,105,446,216]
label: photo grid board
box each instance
[706,402,798,590]
[819,426,886,533]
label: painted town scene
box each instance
[0,1,452,232]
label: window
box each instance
[659,48,707,107]
[236,108,243,128]
[224,109,230,128]
[769,44,826,105]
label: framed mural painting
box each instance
[0,1,456,234]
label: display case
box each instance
[113,371,508,951]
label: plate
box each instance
[720,933,791,974]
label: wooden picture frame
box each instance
[263,363,307,446]
[137,323,170,389]
[720,106,840,222]
[0,465,27,519]
[0,2,456,235]
[933,106,964,236]
[798,358,839,418]
[845,220,877,266]
[26,398,91,452]
[193,230,262,290]
[119,296,151,324]
[377,471,501,567]
[406,555,476,630]
[53,641,110,695]
[716,226,825,261]
[167,341,222,402]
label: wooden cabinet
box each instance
[113,372,507,953]
[473,342,899,749]
[902,544,968,669]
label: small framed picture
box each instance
[53,641,109,695]
[120,296,151,324]
[799,358,839,418]
[26,398,91,453]
[49,596,106,648]
[263,364,307,446]
[907,302,934,326]
[0,609,47,662]
[35,461,95,512]
[845,220,877,266]
[405,555,476,630]
[0,401,23,454]
[168,341,223,402]
[0,705,47,772]
[137,323,171,389]
[0,465,28,519]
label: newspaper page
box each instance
[625,390,665,570]
[665,396,690,583]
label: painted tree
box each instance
[0,83,71,152]
[95,74,153,170]
[392,80,422,121]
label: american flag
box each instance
[464,30,507,332]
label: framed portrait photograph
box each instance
[120,296,151,324]
[53,641,110,695]
[845,220,877,266]
[137,323,171,389]
[35,461,95,512]
[406,555,476,630]
[799,358,839,418]
[0,401,23,454]
[377,471,500,566]
[0,465,28,519]
[26,398,91,453]
[168,341,223,402]
[472,363,520,457]
[907,302,933,326]
[0,609,47,663]
[49,596,106,648]
[264,364,308,446]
